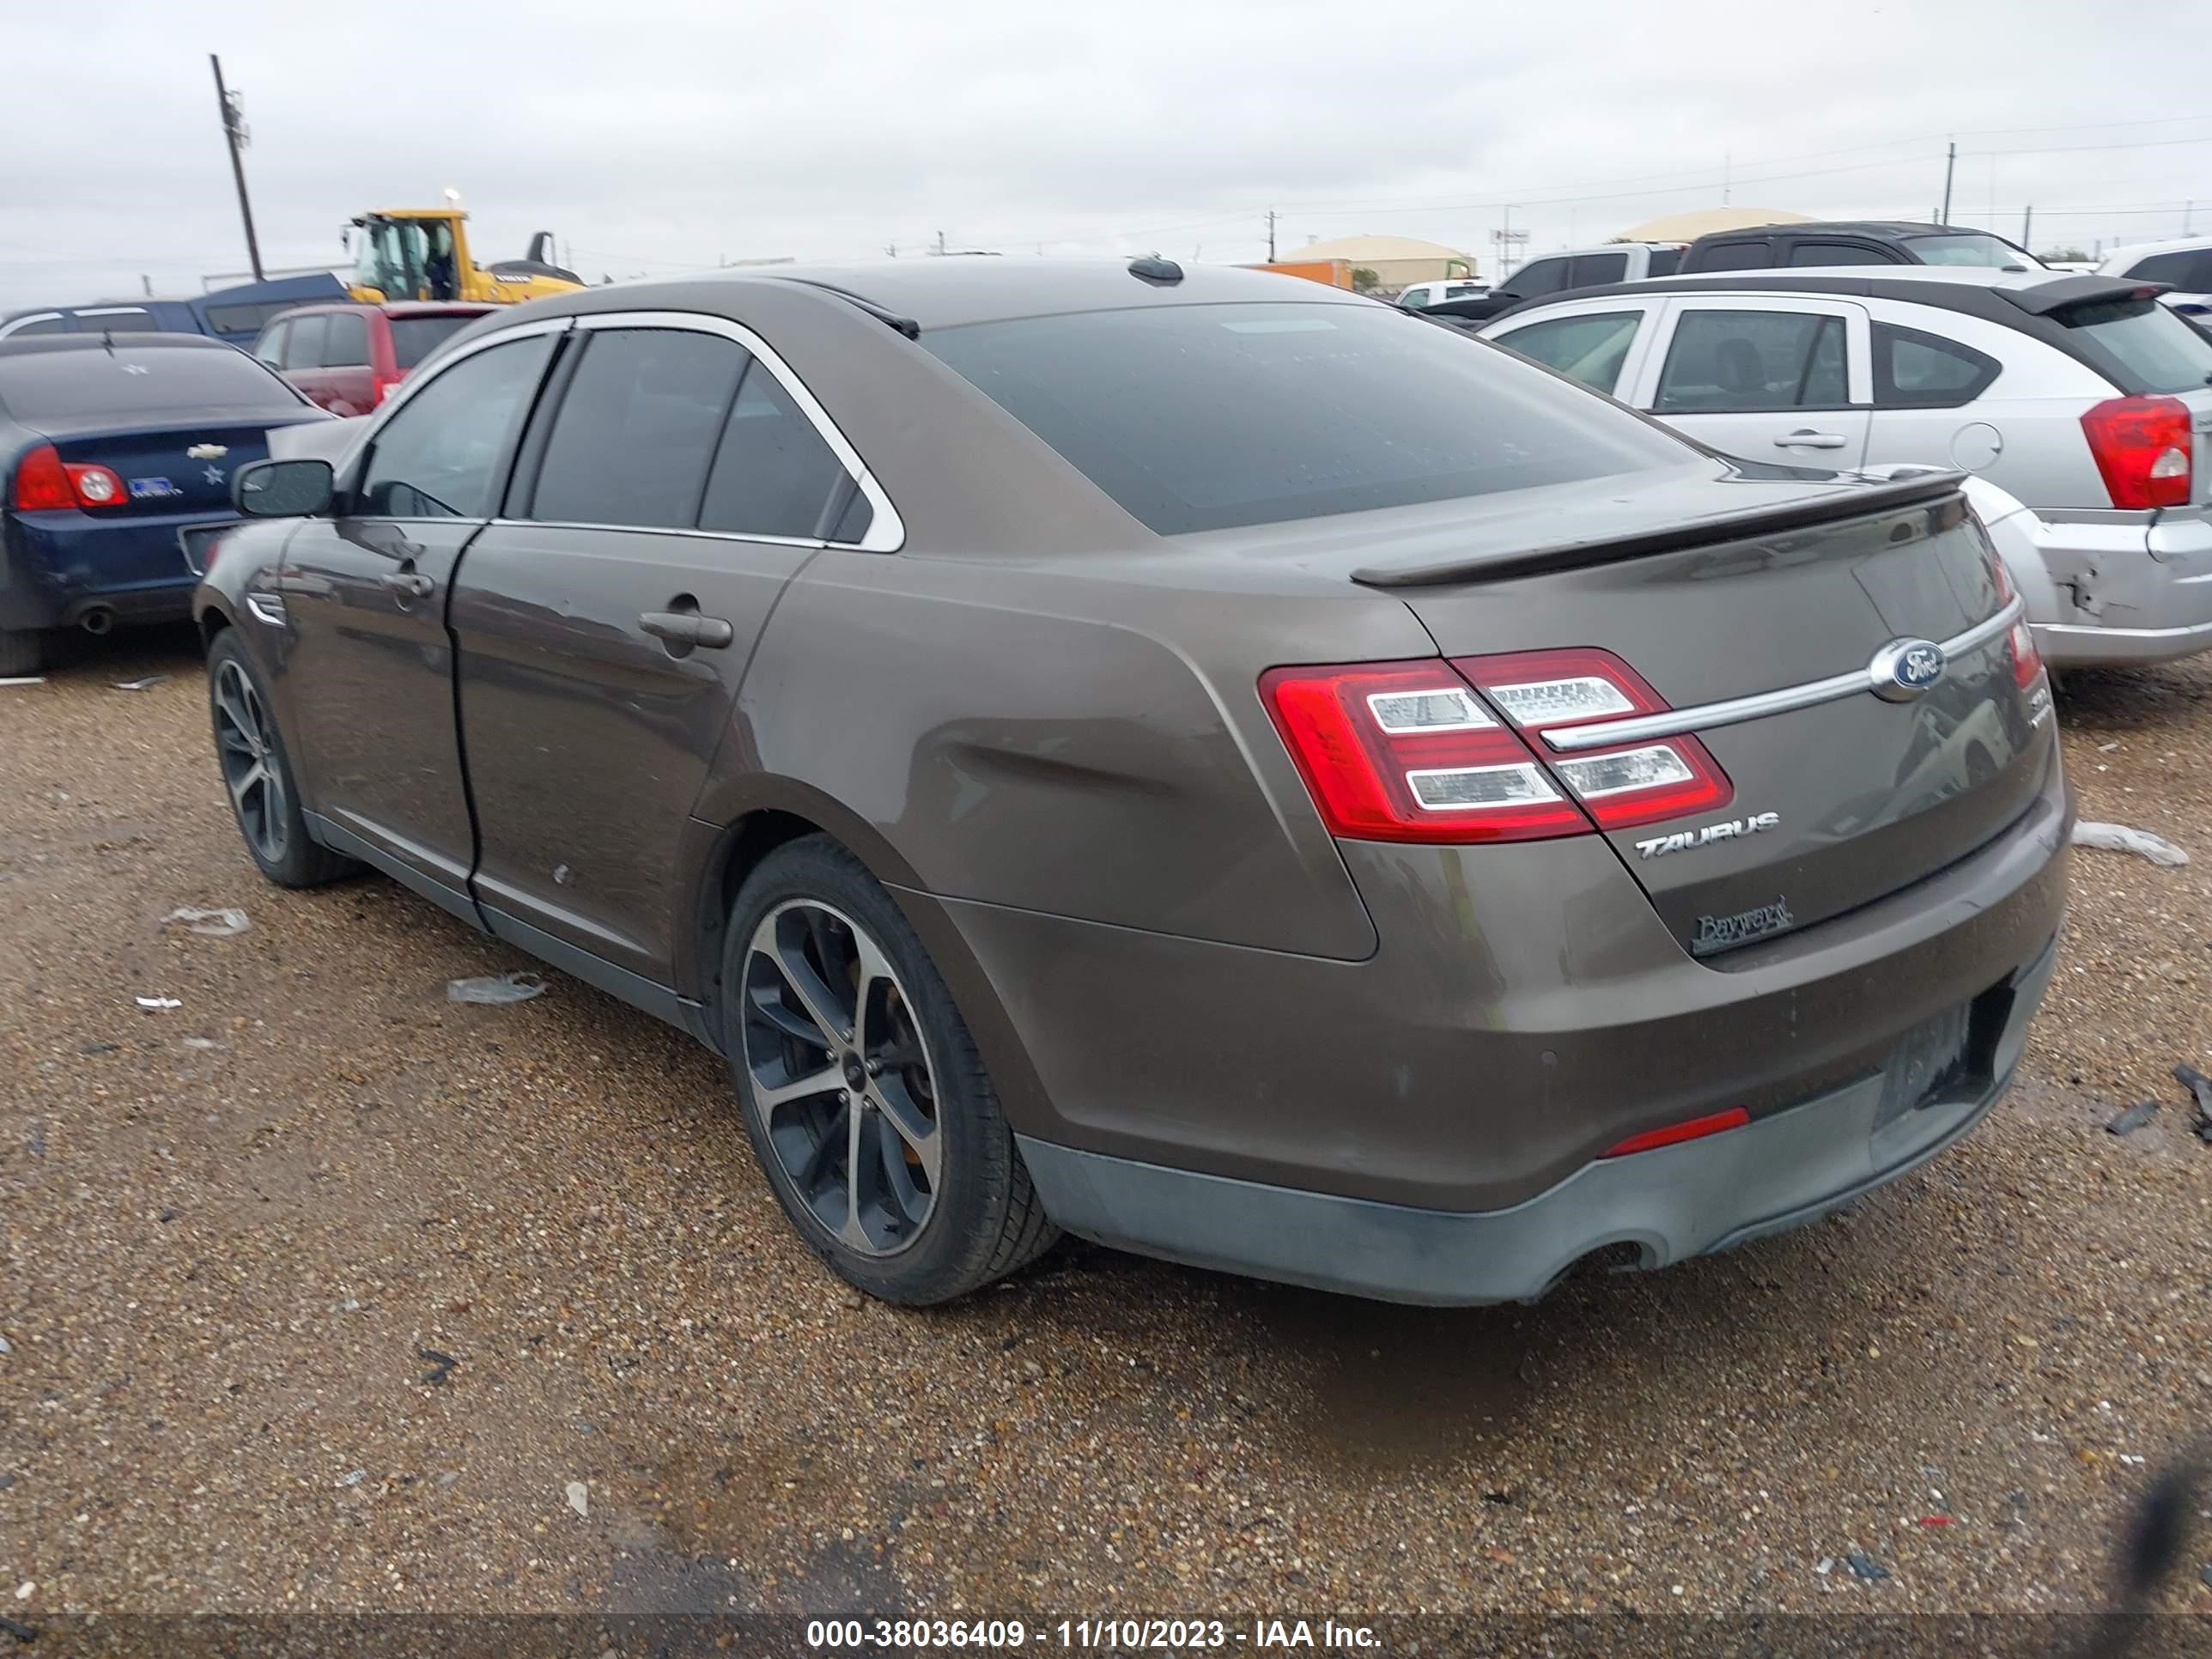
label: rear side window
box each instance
[322,311,370,368]
[0,345,303,422]
[282,314,328,371]
[1568,252,1628,286]
[1655,310,1848,413]
[921,301,1691,534]
[1495,311,1644,395]
[78,307,163,331]
[698,361,854,539]
[1504,258,1570,299]
[1873,323,1999,408]
[531,328,749,530]
[1789,241,1893,267]
[356,334,554,519]
[390,313,480,369]
[2056,295,2212,394]
[1693,240,1774,271]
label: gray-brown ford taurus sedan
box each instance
[191,258,2069,1306]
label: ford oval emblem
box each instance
[1869,637,1948,702]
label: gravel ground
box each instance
[3,628,2209,1638]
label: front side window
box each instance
[921,301,1692,534]
[282,314,329,372]
[1873,323,1999,408]
[323,311,371,368]
[1568,252,1628,286]
[1495,311,1644,395]
[355,333,554,519]
[697,360,855,539]
[1644,247,1684,277]
[1693,240,1774,273]
[1655,310,1848,414]
[253,323,287,368]
[529,328,750,529]
[1504,258,1569,299]
[1789,241,1893,267]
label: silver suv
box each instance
[1483,266,2212,667]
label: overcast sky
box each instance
[3,0,2209,307]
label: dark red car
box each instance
[251,302,495,416]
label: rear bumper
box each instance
[2028,508,2212,666]
[1020,933,2053,1304]
[1,507,221,632]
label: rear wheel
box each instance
[205,631,356,888]
[724,835,1058,1304]
[0,629,42,678]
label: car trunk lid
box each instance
[1349,467,2051,957]
[42,416,323,517]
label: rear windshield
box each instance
[1645,246,1684,277]
[1905,234,2035,269]
[2057,295,2212,394]
[921,301,1690,534]
[390,313,480,369]
[0,345,303,422]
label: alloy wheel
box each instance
[740,899,942,1255]
[213,659,287,865]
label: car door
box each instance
[276,322,562,915]
[1486,300,1665,399]
[315,309,377,416]
[449,312,893,989]
[1626,295,1872,465]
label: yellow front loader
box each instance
[346,209,583,306]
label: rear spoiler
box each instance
[1350,472,1967,588]
[1996,273,2165,317]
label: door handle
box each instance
[1774,429,1850,450]
[380,568,434,599]
[640,611,734,649]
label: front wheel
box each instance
[724,835,1058,1304]
[205,630,357,889]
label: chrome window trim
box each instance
[485,518,828,552]
[0,312,64,337]
[1543,595,2027,753]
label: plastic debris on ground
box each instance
[1845,1551,1891,1582]
[163,907,249,938]
[181,1037,217,1050]
[0,678,44,688]
[134,996,182,1012]
[565,1480,589,1519]
[2174,1062,2212,1145]
[2106,1099,2160,1137]
[447,971,546,1005]
[112,675,167,691]
[2069,822,2188,866]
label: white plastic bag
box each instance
[447,971,546,1005]
[2071,822,2188,867]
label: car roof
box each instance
[1696,221,1961,240]
[0,331,236,357]
[1514,264,2103,307]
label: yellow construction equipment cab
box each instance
[346,209,583,306]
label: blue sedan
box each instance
[0,334,327,673]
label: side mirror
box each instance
[234,457,334,519]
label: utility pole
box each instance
[1266,208,1278,262]
[209,54,264,283]
[2186,201,2196,235]
[934,229,946,257]
[2021,204,2033,248]
[1938,140,1956,226]
[1722,151,1731,206]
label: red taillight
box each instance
[1452,647,1734,830]
[1260,647,1733,842]
[2080,394,2193,510]
[10,444,125,511]
[1601,1105,1749,1158]
[374,374,401,404]
[1259,660,1594,843]
[1987,554,2044,690]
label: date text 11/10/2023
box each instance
[805,1617,1382,1650]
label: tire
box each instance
[0,629,42,678]
[723,834,1059,1304]
[205,630,358,889]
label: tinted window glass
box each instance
[356,334,553,519]
[1504,258,1570,298]
[79,308,161,331]
[1398,287,1433,311]
[1496,311,1644,395]
[2056,295,2212,394]
[922,301,1691,534]
[1445,283,1485,299]
[252,322,287,368]
[0,344,302,422]
[1569,252,1628,286]
[1873,323,1999,408]
[2121,251,2194,284]
[698,361,852,538]
[204,300,301,337]
[5,316,69,337]
[1644,247,1683,277]
[1789,241,1893,267]
[390,314,480,369]
[531,328,747,529]
[322,311,370,368]
[1904,234,2033,268]
[1655,310,1848,413]
[828,485,875,545]
[1692,240,1774,272]
[282,314,328,371]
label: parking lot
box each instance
[3,626,2209,1626]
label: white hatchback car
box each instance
[1481,267,2212,666]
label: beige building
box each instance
[1291,234,1479,287]
[1613,207,1810,243]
